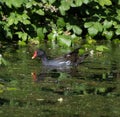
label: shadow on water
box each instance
[0,43,120,117]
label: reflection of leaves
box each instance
[0,98,9,105]
[0,83,17,93]
[6,87,17,91]
[73,83,88,95]
[97,87,106,93]
[0,54,8,66]
[95,86,115,95]
[9,80,19,87]
[96,45,109,52]
[62,81,116,96]
[57,72,69,81]
[0,84,5,93]
[64,83,88,96]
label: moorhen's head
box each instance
[32,49,46,59]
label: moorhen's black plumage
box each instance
[32,48,89,67]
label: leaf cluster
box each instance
[0,0,120,46]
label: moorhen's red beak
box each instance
[32,51,37,59]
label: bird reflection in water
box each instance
[31,69,60,82]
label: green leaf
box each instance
[16,32,28,41]
[3,0,12,8]
[79,49,85,55]
[61,1,71,11]
[58,35,71,47]
[22,13,30,19]
[37,28,45,40]
[57,17,65,28]
[59,6,66,15]
[26,2,32,8]
[83,0,89,4]
[23,20,31,25]
[4,0,24,8]
[7,12,16,26]
[72,25,82,35]
[84,22,93,28]
[12,0,24,8]
[21,14,30,24]
[47,33,56,41]
[8,18,14,26]
[85,22,102,32]
[75,0,83,6]
[114,24,120,29]
[88,27,98,37]
[115,28,120,35]
[22,33,28,41]
[18,40,26,46]
[36,9,45,16]
[6,31,13,38]
[59,1,71,15]
[48,0,56,4]
[102,30,114,40]
[103,20,113,29]
[66,23,72,31]
[26,0,37,8]
[98,0,112,6]
[94,22,103,32]
[85,22,102,36]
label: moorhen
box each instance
[32,48,89,67]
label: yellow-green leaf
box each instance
[98,0,112,6]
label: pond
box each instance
[0,43,120,117]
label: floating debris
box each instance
[57,97,63,103]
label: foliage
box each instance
[0,0,120,46]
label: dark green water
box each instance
[0,43,120,117]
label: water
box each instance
[0,43,120,117]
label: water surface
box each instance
[0,43,120,117]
